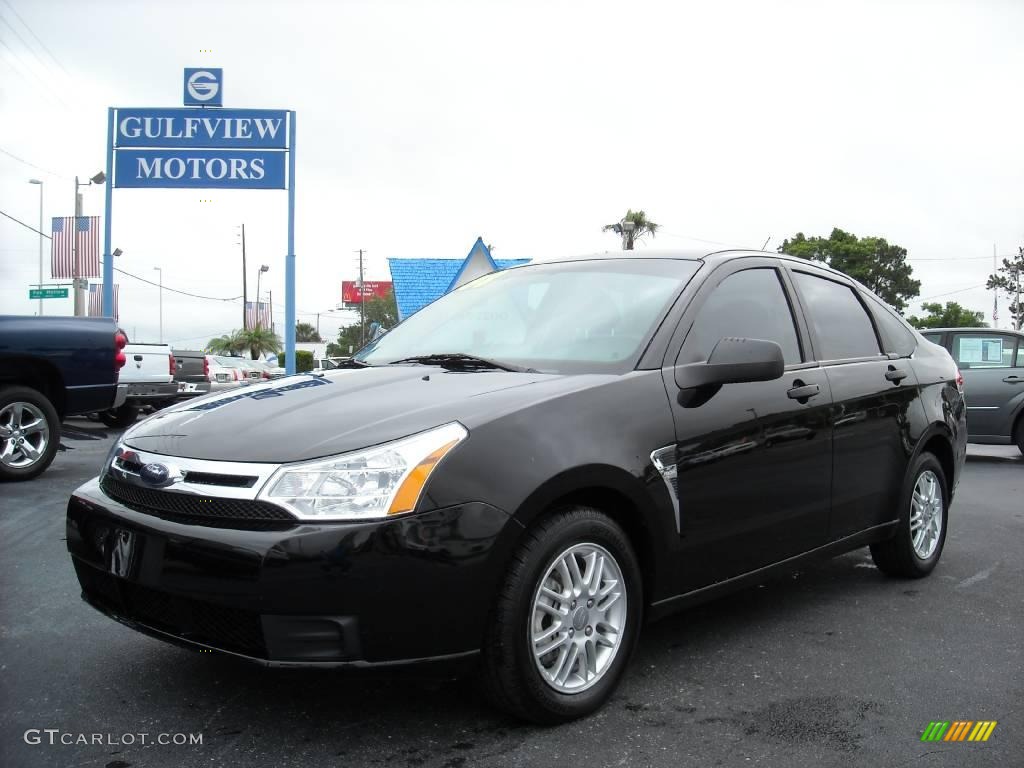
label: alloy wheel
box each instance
[0,401,51,469]
[910,469,943,560]
[529,542,627,694]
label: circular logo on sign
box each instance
[187,70,220,102]
[139,462,170,485]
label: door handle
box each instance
[885,366,908,384]
[1003,375,1024,384]
[787,381,820,401]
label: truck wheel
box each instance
[0,386,61,481]
[479,507,642,723]
[99,404,139,429]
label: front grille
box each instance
[76,562,266,657]
[100,475,297,531]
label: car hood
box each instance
[123,366,597,462]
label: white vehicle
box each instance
[206,355,245,391]
[99,342,177,428]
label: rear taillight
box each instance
[203,356,211,381]
[232,369,239,381]
[114,332,127,371]
[956,369,964,391]
[169,354,177,375]
[262,371,270,379]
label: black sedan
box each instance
[67,249,967,723]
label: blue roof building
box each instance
[388,238,530,320]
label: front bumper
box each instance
[67,477,518,666]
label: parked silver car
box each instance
[921,327,1024,454]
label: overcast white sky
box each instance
[1,0,1022,345]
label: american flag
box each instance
[245,300,271,329]
[51,216,100,278]
[88,283,120,320]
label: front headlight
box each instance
[258,422,467,521]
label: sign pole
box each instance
[102,107,115,318]
[284,110,296,374]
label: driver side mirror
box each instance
[675,337,785,390]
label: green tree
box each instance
[326,290,399,356]
[207,331,245,355]
[295,321,322,342]
[906,302,987,329]
[236,326,282,360]
[779,228,921,311]
[986,246,1024,330]
[603,209,659,250]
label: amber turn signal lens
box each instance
[387,439,460,516]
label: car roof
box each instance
[535,248,856,281]
[922,327,1023,337]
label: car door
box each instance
[663,259,833,590]
[950,332,1022,439]
[787,268,917,540]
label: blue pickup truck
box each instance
[0,316,126,480]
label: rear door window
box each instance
[681,268,802,365]
[792,272,881,361]
[952,334,1017,369]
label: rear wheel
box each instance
[1015,416,1024,456]
[0,386,60,481]
[480,507,642,723]
[870,452,948,578]
[99,404,139,429]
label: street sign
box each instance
[29,287,68,300]
[183,68,223,106]
[115,149,286,189]
[116,108,287,149]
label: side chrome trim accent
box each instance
[107,443,282,500]
[650,445,680,533]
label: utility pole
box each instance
[73,178,83,316]
[993,243,999,329]
[240,223,248,329]
[356,248,366,346]
[29,179,43,315]
[154,267,163,342]
[269,289,274,334]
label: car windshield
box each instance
[355,259,700,373]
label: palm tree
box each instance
[295,322,322,342]
[237,326,282,360]
[207,331,244,355]
[603,209,659,250]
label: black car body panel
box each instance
[0,315,121,416]
[67,250,967,667]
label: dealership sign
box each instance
[102,69,299,371]
[342,280,393,305]
[113,107,288,189]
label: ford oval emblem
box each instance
[139,462,170,486]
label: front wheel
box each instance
[870,452,948,578]
[0,386,61,481]
[480,507,642,723]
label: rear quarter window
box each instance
[864,294,918,357]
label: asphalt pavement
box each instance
[1,420,1021,768]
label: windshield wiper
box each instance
[387,353,532,372]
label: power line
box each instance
[0,145,71,179]
[1,208,242,303]
[1,0,72,80]
[919,285,986,301]
[0,32,72,111]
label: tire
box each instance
[480,506,643,724]
[1015,416,1024,457]
[98,404,139,429]
[870,452,949,578]
[0,385,61,482]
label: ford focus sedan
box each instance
[67,249,966,723]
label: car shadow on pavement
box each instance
[59,421,112,450]
[97,548,896,760]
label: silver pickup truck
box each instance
[98,342,177,428]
